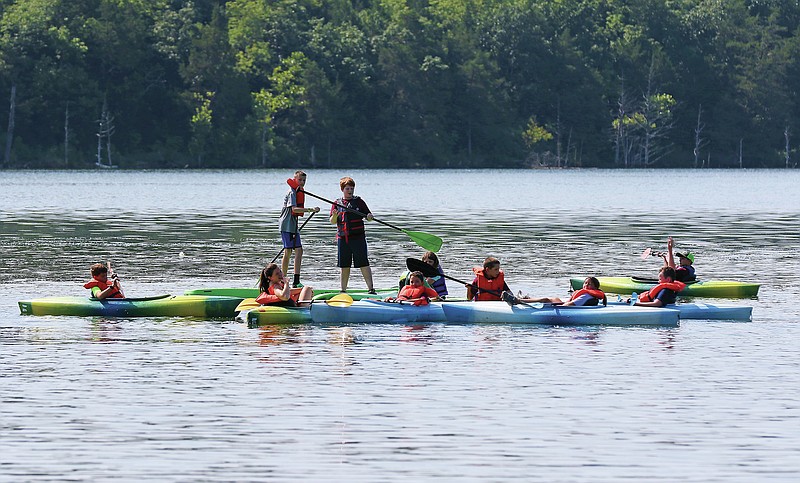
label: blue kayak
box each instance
[310,299,447,324]
[607,301,752,321]
[441,301,680,326]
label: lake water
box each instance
[1,169,799,481]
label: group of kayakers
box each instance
[83,170,697,310]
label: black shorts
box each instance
[337,236,370,268]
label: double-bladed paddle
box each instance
[235,292,356,312]
[405,258,541,308]
[300,189,443,253]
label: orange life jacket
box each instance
[638,281,686,302]
[397,285,439,306]
[256,283,302,305]
[286,178,305,216]
[570,288,607,306]
[472,268,505,301]
[83,278,123,298]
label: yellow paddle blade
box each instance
[235,298,260,311]
[326,293,354,308]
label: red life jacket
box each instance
[83,277,123,298]
[256,283,301,305]
[570,288,606,306]
[638,281,686,302]
[286,178,305,216]
[397,285,439,306]
[472,268,505,301]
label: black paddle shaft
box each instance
[300,189,406,232]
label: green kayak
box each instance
[570,276,760,298]
[185,287,397,299]
[246,306,312,328]
[18,294,242,318]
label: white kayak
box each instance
[440,301,680,326]
[608,301,752,321]
[310,299,447,324]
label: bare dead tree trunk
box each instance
[739,138,743,168]
[4,84,16,167]
[694,105,706,168]
[565,127,573,168]
[785,125,791,169]
[310,143,316,167]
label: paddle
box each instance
[640,247,665,260]
[406,258,539,308]
[299,188,443,252]
[235,292,355,311]
[107,260,125,297]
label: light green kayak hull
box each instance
[18,295,242,318]
[571,277,760,298]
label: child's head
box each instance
[408,271,425,286]
[584,276,600,289]
[676,251,694,265]
[90,263,108,278]
[659,266,676,282]
[483,257,501,278]
[339,176,355,191]
[259,263,283,291]
[294,170,307,186]
[422,251,439,267]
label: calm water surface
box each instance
[2,169,799,481]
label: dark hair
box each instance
[90,263,108,276]
[422,251,439,266]
[585,276,600,289]
[408,271,425,284]
[483,256,500,270]
[660,266,676,281]
[259,263,281,292]
[294,170,306,177]
[339,176,355,191]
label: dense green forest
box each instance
[1,0,799,168]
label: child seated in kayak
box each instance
[399,251,449,299]
[522,277,606,306]
[256,263,314,307]
[386,271,440,306]
[84,263,124,299]
[629,266,685,307]
[467,257,511,301]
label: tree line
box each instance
[1,0,799,169]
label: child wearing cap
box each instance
[663,236,696,282]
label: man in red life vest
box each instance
[84,263,124,299]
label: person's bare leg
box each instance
[360,266,374,292]
[340,267,350,292]
[281,249,292,275]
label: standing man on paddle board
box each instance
[330,176,376,294]
[279,170,320,288]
